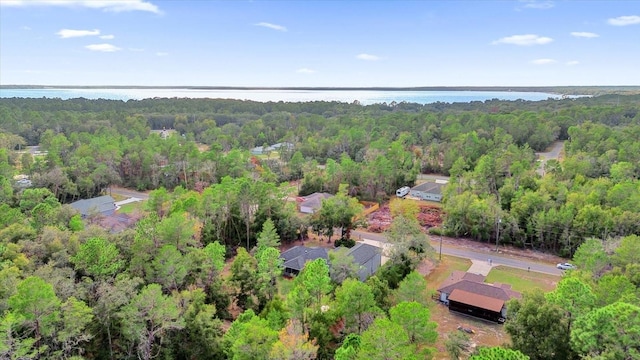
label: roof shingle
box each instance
[70,195,116,216]
[448,288,505,312]
[411,182,445,195]
[280,246,328,271]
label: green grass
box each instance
[117,201,145,214]
[486,266,560,293]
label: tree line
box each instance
[2,95,639,254]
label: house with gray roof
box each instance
[70,195,116,218]
[280,242,381,281]
[281,246,329,277]
[297,192,334,214]
[251,142,294,156]
[409,182,446,202]
[347,243,382,281]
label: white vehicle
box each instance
[396,186,410,198]
[556,263,576,270]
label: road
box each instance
[352,230,564,276]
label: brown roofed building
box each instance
[437,271,521,323]
[438,270,486,290]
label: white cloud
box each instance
[21,25,31,30]
[1,0,161,14]
[520,1,555,9]
[100,34,115,39]
[85,43,121,52]
[156,52,169,56]
[56,28,100,38]
[255,22,287,31]
[296,68,316,74]
[492,34,553,45]
[356,53,380,61]
[566,60,579,66]
[571,31,599,38]
[531,58,557,65]
[608,15,640,26]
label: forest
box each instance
[1,94,639,359]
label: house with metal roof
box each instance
[437,270,521,322]
[70,195,117,218]
[409,181,446,202]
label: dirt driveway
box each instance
[536,140,565,175]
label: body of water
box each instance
[0,88,569,105]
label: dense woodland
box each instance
[1,94,640,359]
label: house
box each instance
[271,142,294,151]
[409,181,446,202]
[281,243,381,281]
[297,192,334,214]
[347,243,382,281]
[280,246,329,277]
[251,142,293,156]
[251,146,271,156]
[437,270,521,322]
[70,195,117,218]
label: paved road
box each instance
[108,186,150,200]
[352,230,564,276]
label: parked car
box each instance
[557,262,576,270]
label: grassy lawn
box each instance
[486,265,560,293]
[117,201,145,214]
[425,255,472,291]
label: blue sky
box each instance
[1,0,639,87]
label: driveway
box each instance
[535,141,564,176]
[114,197,144,207]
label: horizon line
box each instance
[2,85,639,91]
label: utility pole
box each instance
[439,226,445,260]
[495,218,501,252]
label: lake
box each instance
[0,88,568,105]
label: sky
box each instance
[1,0,639,87]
